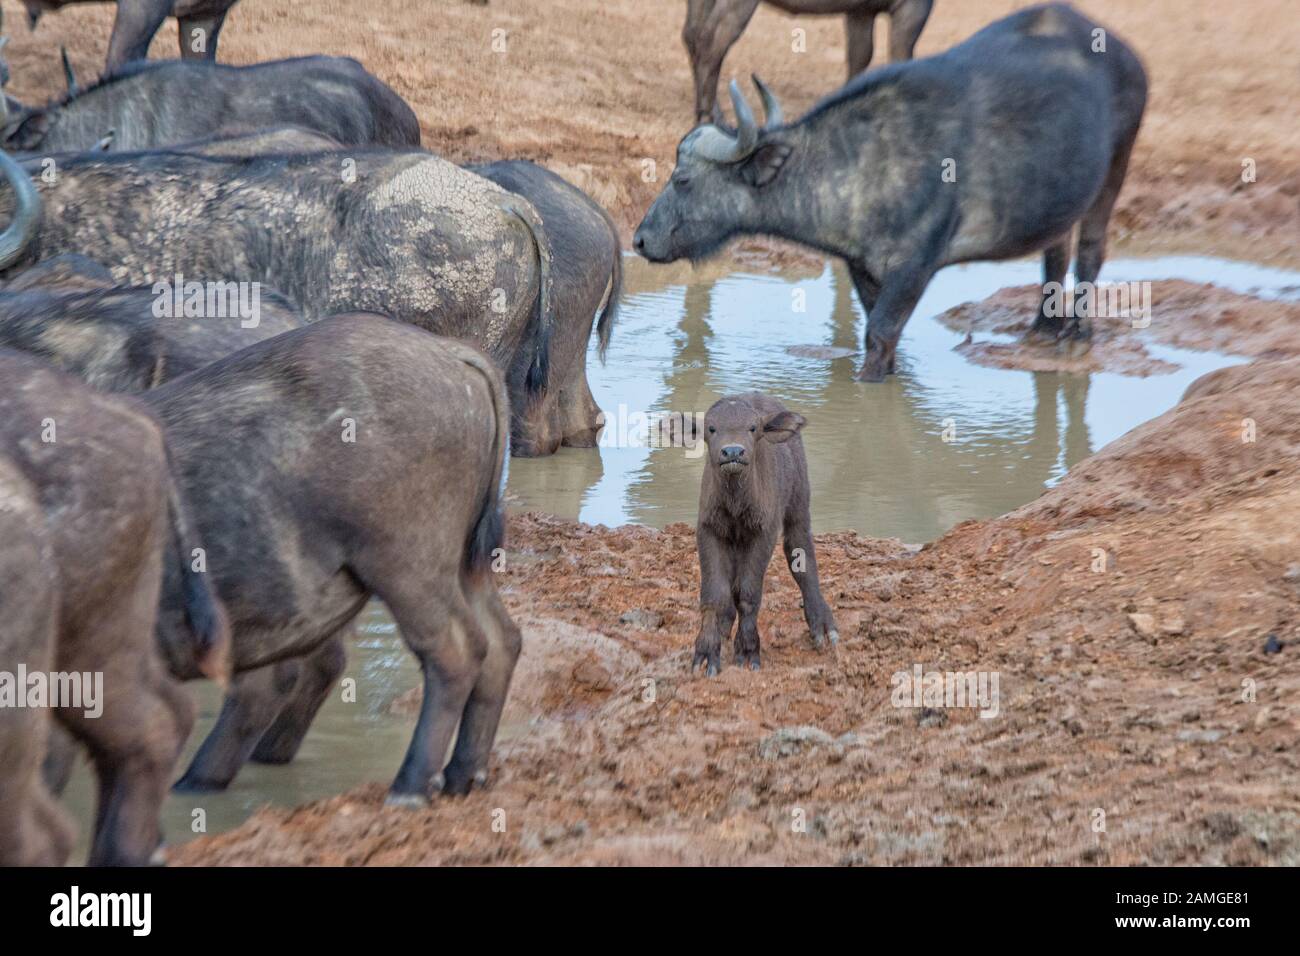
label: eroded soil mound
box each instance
[936,280,1300,374]
[174,358,1300,866]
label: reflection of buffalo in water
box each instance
[625,263,1093,538]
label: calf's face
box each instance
[704,399,805,476]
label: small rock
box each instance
[757,725,833,760]
[1128,612,1158,639]
[1263,634,1284,655]
[1176,729,1224,743]
[619,608,663,631]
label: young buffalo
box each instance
[694,394,837,675]
[0,459,75,866]
[0,351,229,865]
[142,315,521,801]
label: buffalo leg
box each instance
[694,526,737,676]
[41,722,79,796]
[684,0,761,123]
[386,583,485,804]
[65,658,193,866]
[731,535,776,670]
[250,634,349,765]
[782,513,838,649]
[1032,237,1073,338]
[845,11,877,77]
[177,11,228,59]
[173,658,303,792]
[854,260,929,381]
[104,0,173,73]
[0,534,74,865]
[888,0,933,62]
[442,577,522,795]
[1069,139,1137,340]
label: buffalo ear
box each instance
[762,410,805,443]
[744,142,792,188]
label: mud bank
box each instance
[5,0,1298,262]
[936,279,1300,375]
[174,354,1300,866]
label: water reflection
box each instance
[507,254,1297,540]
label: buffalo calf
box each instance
[694,393,837,675]
[0,460,75,866]
[139,315,520,801]
[0,351,229,865]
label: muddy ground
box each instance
[6,0,1296,864]
[174,279,1300,866]
[4,0,1298,262]
[175,349,1300,865]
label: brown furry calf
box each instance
[141,316,520,801]
[694,394,838,675]
[0,351,228,865]
[0,460,74,866]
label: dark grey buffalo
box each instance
[0,350,229,866]
[0,148,558,445]
[637,3,1147,381]
[3,56,420,153]
[694,393,836,675]
[468,160,621,454]
[139,315,519,802]
[684,0,934,122]
[22,0,240,73]
[0,282,302,390]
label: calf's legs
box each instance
[694,527,738,676]
[173,657,301,792]
[782,516,839,648]
[250,634,349,765]
[442,578,522,795]
[383,579,485,805]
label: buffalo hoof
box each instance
[443,766,489,796]
[691,650,721,677]
[172,773,230,794]
[811,626,839,650]
[854,364,887,383]
[384,791,431,810]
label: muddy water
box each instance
[59,254,1299,860]
[509,254,1299,540]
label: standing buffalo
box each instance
[141,315,520,801]
[22,0,240,73]
[0,148,558,447]
[468,160,621,454]
[694,394,837,675]
[0,350,229,865]
[637,4,1147,381]
[2,56,420,153]
[684,0,934,122]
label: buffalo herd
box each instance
[0,0,1145,865]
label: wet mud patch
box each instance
[938,280,1300,375]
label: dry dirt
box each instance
[8,0,1296,865]
[3,0,1298,262]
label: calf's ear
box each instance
[762,410,806,443]
[744,142,792,188]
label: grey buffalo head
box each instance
[634,76,792,264]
